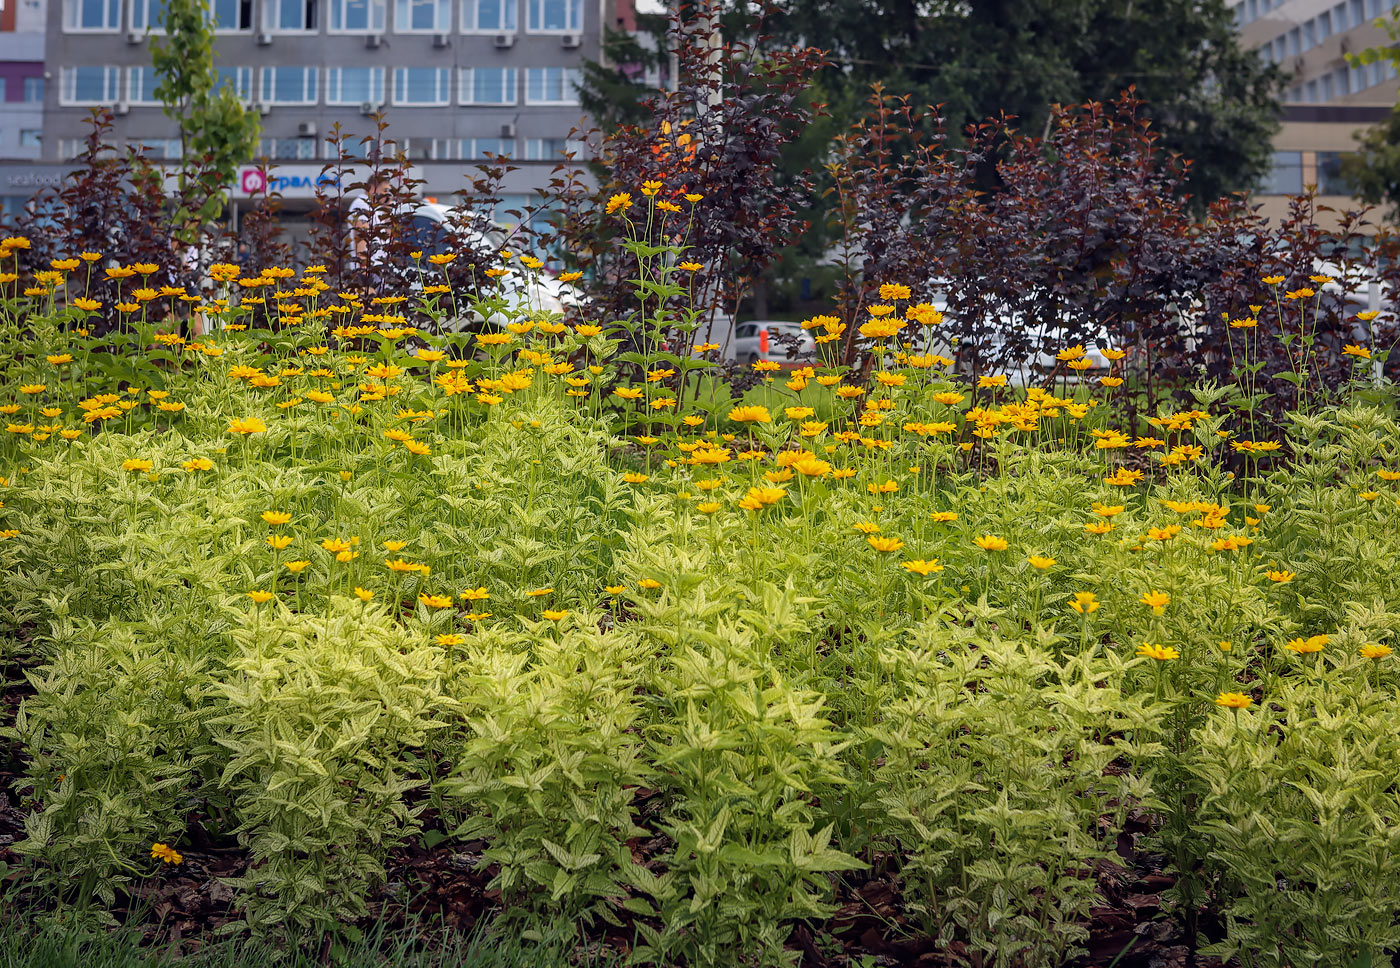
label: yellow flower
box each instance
[527,588,554,597]
[1342,344,1372,360]
[1360,643,1392,659]
[638,578,662,589]
[419,593,454,609]
[1215,691,1253,709]
[150,843,183,865]
[436,633,466,645]
[284,560,311,573]
[247,590,274,603]
[261,511,291,525]
[1146,525,1181,542]
[929,510,958,524]
[727,405,772,424]
[1136,643,1179,661]
[227,416,268,435]
[977,374,1008,388]
[901,559,943,575]
[696,501,721,514]
[460,587,489,601]
[542,609,569,621]
[1265,569,1295,583]
[1027,555,1055,570]
[353,587,374,602]
[974,535,1008,551]
[122,458,153,473]
[1139,590,1170,615]
[1285,634,1328,654]
[1092,503,1124,517]
[266,534,293,550]
[622,471,649,484]
[1069,592,1099,615]
[1084,521,1115,535]
[867,535,905,553]
[182,457,214,471]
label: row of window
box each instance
[1251,0,1396,63]
[60,65,581,107]
[1261,150,1354,196]
[56,135,583,161]
[67,0,579,34]
[0,78,44,104]
[1279,59,1399,103]
[1236,0,1394,29]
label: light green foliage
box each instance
[436,622,650,925]
[869,629,1159,967]
[1192,676,1400,966]
[211,599,454,938]
[5,624,219,908]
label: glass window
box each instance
[132,0,168,30]
[1261,151,1303,195]
[1352,0,1366,26]
[261,66,318,104]
[524,66,579,104]
[331,0,384,30]
[466,0,515,30]
[1305,79,1319,101]
[258,137,318,160]
[266,0,317,30]
[1318,11,1331,38]
[326,66,385,105]
[527,0,579,31]
[128,66,162,104]
[1317,152,1354,194]
[393,67,452,104]
[215,66,253,100]
[1302,20,1314,49]
[64,0,121,29]
[460,67,517,104]
[211,0,253,28]
[60,66,122,104]
[1321,73,1334,100]
[395,0,449,30]
[23,77,43,102]
[129,138,181,159]
[523,137,566,160]
[18,130,40,147]
[1286,28,1300,58]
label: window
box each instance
[132,0,169,30]
[331,0,384,30]
[18,130,41,147]
[64,0,121,29]
[465,0,515,31]
[60,66,121,104]
[526,0,578,31]
[393,67,452,105]
[1332,2,1348,30]
[1317,152,1354,195]
[1261,151,1303,196]
[1304,79,1319,101]
[261,66,318,104]
[1302,20,1314,50]
[428,137,513,159]
[259,137,318,160]
[265,0,317,30]
[1317,11,1331,40]
[326,66,385,105]
[1352,0,1367,26]
[523,137,564,159]
[129,138,181,159]
[211,0,253,28]
[524,66,579,104]
[0,80,8,102]
[23,77,43,102]
[216,66,253,100]
[128,66,163,104]
[395,0,449,30]
[460,67,516,104]
[1286,28,1300,57]
[1320,72,1334,100]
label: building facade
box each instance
[41,0,602,215]
[0,0,47,166]
[1236,0,1400,226]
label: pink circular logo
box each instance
[240,169,266,193]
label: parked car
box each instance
[732,319,817,365]
[363,200,582,327]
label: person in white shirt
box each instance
[347,172,392,289]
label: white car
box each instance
[398,202,582,327]
[731,320,817,365]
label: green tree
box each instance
[150,0,261,226]
[1343,13,1400,218]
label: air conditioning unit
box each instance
[493,33,515,48]
[256,31,272,45]
[561,33,581,48]
[126,30,143,44]
[360,100,382,115]
[499,121,516,138]
[113,101,130,115]
[432,32,450,47]
[297,121,317,137]
[365,33,383,48]
[256,102,272,116]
